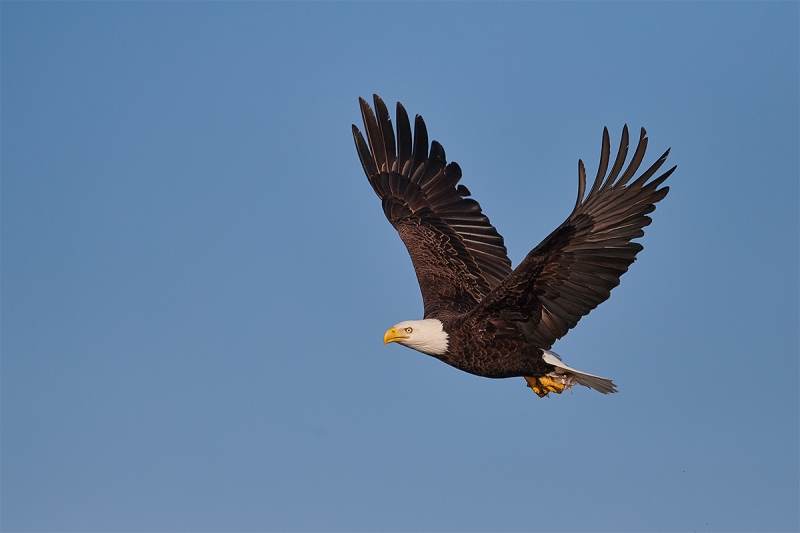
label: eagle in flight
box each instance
[352,95,674,397]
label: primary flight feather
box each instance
[352,95,674,397]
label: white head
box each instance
[383,319,449,356]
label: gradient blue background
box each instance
[2,2,798,531]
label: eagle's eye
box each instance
[405,327,413,334]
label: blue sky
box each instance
[2,2,797,532]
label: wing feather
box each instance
[410,114,429,178]
[359,97,387,173]
[396,103,413,173]
[373,96,397,172]
[601,124,629,191]
[587,127,611,198]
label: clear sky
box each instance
[2,2,798,532]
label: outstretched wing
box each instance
[353,95,512,316]
[473,125,675,350]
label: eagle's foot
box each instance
[525,375,567,398]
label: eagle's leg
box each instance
[525,375,567,397]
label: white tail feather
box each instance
[542,350,617,394]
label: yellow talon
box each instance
[525,375,567,398]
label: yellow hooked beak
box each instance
[383,327,410,345]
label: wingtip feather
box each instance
[574,159,587,210]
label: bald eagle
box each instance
[352,95,674,397]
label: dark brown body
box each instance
[436,313,553,378]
